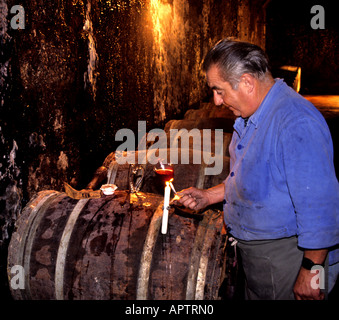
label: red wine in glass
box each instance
[154,168,174,183]
[154,162,174,185]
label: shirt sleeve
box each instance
[278,116,339,250]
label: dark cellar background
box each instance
[0,0,338,300]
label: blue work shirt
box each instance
[223,79,339,265]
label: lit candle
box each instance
[162,181,171,234]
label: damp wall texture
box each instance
[0,0,267,297]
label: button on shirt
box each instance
[223,79,339,265]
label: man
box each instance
[178,39,339,300]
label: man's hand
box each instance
[177,183,225,211]
[293,267,324,300]
[293,249,328,300]
[177,187,211,210]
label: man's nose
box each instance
[213,91,224,106]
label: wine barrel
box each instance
[84,130,231,192]
[184,108,211,120]
[7,190,227,300]
[164,118,234,133]
[138,129,232,156]
[184,104,236,121]
[102,148,230,195]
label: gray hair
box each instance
[203,39,271,89]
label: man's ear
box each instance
[240,73,255,94]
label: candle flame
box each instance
[165,178,174,185]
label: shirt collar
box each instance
[251,78,285,127]
[234,78,284,132]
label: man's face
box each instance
[206,64,248,117]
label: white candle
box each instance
[162,181,171,234]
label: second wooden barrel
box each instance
[184,103,236,121]
[7,190,228,300]
[164,118,235,133]
[103,148,230,195]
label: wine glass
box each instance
[154,161,174,184]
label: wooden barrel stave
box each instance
[31,193,76,300]
[148,212,201,300]
[7,190,63,300]
[61,192,163,300]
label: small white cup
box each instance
[100,184,118,195]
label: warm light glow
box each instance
[149,0,173,121]
[83,1,98,100]
[149,0,189,122]
[150,0,172,43]
[165,178,173,185]
[280,65,301,93]
[303,95,339,119]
